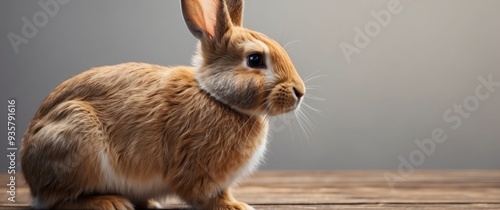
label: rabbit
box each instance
[20,0,305,209]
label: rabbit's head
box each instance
[182,0,305,116]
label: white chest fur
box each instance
[223,129,269,189]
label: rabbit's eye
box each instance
[247,53,266,68]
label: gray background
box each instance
[1,0,499,171]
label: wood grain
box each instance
[1,170,499,209]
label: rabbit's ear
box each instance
[181,0,232,41]
[225,0,243,27]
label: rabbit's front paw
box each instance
[96,196,134,210]
[213,201,255,210]
[54,195,134,210]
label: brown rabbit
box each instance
[20,0,305,209]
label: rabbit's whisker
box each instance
[302,102,322,114]
[283,40,301,50]
[304,94,326,101]
[304,74,329,84]
[303,70,323,81]
[294,109,312,142]
[305,85,324,90]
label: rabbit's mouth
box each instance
[265,83,304,116]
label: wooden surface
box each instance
[1,170,499,209]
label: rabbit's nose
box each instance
[293,87,304,100]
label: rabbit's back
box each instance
[24,62,177,149]
[33,62,170,119]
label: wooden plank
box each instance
[2,204,500,210]
[239,170,500,205]
[0,171,499,209]
[253,204,500,210]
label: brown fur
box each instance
[21,0,304,209]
